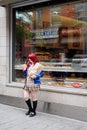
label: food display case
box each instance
[40,61,87,89]
[15,55,87,89]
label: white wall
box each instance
[0,7,8,94]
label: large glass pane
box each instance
[13,2,87,89]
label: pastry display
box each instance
[35,52,49,60]
[15,58,87,89]
[41,79,87,88]
[71,82,83,88]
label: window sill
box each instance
[6,82,87,96]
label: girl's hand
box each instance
[31,75,36,79]
[29,74,36,79]
[21,64,27,70]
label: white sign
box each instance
[31,28,58,39]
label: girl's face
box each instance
[29,58,33,64]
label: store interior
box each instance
[14,3,87,88]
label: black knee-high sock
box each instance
[29,100,37,117]
[33,100,37,113]
[25,99,32,113]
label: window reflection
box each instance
[14,2,87,88]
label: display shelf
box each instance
[43,67,87,73]
[15,76,87,88]
[16,78,25,83]
[14,64,87,73]
[41,80,87,88]
[15,60,87,89]
[15,65,23,70]
[65,77,87,82]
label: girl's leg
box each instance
[29,90,39,117]
[24,89,30,101]
[24,89,32,115]
[31,90,38,101]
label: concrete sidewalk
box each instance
[0,104,87,130]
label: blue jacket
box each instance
[23,70,43,85]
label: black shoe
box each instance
[25,110,30,115]
[29,112,36,117]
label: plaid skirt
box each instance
[23,77,40,91]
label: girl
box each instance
[22,53,43,117]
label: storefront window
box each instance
[13,2,87,89]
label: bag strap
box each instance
[23,77,27,89]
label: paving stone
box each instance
[0,104,87,130]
